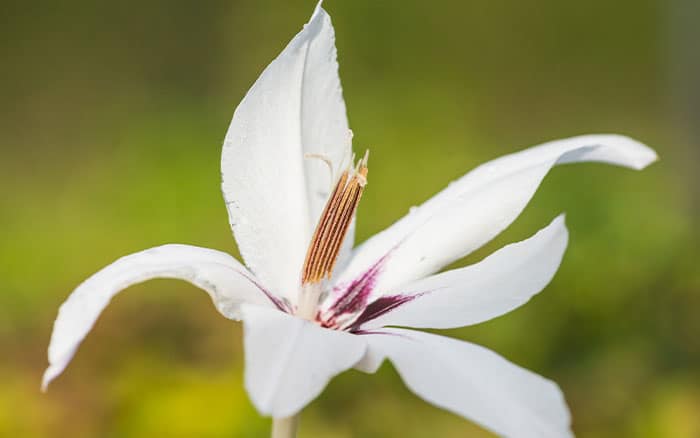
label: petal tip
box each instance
[310,0,330,24]
[554,212,567,226]
[547,214,569,242]
[560,134,659,171]
[41,366,58,393]
[607,134,659,170]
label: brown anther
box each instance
[302,151,369,284]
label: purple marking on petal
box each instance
[329,252,389,317]
[348,292,425,332]
[238,270,290,313]
[262,289,290,313]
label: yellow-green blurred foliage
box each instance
[1,0,698,437]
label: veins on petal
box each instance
[238,270,292,313]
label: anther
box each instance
[301,151,369,285]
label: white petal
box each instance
[359,215,568,330]
[221,3,351,302]
[359,329,573,438]
[43,244,273,390]
[338,134,656,297]
[241,304,365,417]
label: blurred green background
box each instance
[1,0,698,436]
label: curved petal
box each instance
[358,329,572,438]
[43,244,272,390]
[357,215,568,330]
[221,3,352,302]
[241,304,365,417]
[338,134,656,297]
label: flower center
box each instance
[296,151,369,320]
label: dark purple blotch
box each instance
[348,293,420,332]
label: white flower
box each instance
[43,3,657,437]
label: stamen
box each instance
[302,151,369,285]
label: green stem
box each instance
[271,414,299,438]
